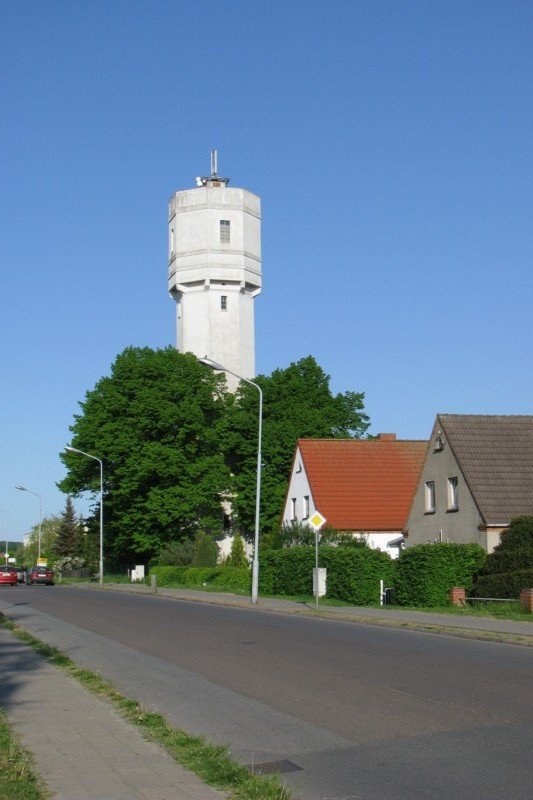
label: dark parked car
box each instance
[0,567,18,586]
[26,566,55,586]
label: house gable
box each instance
[405,418,485,549]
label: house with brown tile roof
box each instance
[281,435,427,558]
[404,414,533,552]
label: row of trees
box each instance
[58,347,370,566]
[23,497,99,571]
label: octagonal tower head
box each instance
[168,151,261,391]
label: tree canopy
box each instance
[59,347,231,562]
[59,348,370,563]
[227,355,369,534]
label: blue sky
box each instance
[2,1,533,540]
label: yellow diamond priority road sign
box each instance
[309,510,326,531]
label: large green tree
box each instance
[59,347,231,562]
[227,356,369,534]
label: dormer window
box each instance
[434,432,444,451]
[220,220,230,243]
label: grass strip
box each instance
[1,616,291,800]
[0,709,48,800]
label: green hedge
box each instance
[394,543,486,607]
[148,566,189,586]
[148,564,250,593]
[259,546,394,605]
[481,548,533,574]
[474,569,533,599]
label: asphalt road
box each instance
[1,585,532,800]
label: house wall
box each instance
[281,448,316,524]
[405,419,490,550]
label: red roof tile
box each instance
[298,438,427,531]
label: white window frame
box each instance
[447,477,459,511]
[303,495,309,520]
[425,481,436,513]
[290,498,297,521]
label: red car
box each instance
[0,567,18,586]
[26,566,55,586]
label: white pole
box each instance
[15,488,42,561]
[64,447,104,588]
[198,358,262,605]
[315,528,319,610]
[380,579,384,606]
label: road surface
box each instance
[1,585,531,800]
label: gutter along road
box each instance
[1,586,532,800]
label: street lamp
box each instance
[198,357,263,605]
[15,486,42,561]
[0,510,9,565]
[64,446,104,589]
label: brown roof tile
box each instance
[438,414,533,525]
[298,438,427,531]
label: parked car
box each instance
[26,566,55,586]
[0,567,18,586]
[16,566,26,584]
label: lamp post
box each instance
[15,486,42,561]
[0,510,9,565]
[64,447,104,589]
[198,357,263,605]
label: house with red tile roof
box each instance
[405,414,533,552]
[281,435,427,558]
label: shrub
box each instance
[192,532,219,567]
[227,534,248,567]
[148,564,249,593]
[184,567,218,585]
[473,569,533,599]
[473,516,533,598]
[151,538,194,567]
[259,546,393,604]
[210,566,251,593]
[394,543,486,607]
[148,566,189,586]
[321,547,393,603]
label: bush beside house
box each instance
[394,543,486,607]
[474,516,533,598]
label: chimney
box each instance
[377,433,397,441]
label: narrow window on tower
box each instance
[221,295,227,311]
[220,219,230,243]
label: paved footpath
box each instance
[0,625,226,800]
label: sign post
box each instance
[308,510,327,609]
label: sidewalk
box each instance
[0,625,226,800]
[97,581,533,640]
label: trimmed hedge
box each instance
[474,569,533,599]
[394,543,486,607]
[259,546,394,605]
[148,564,250,593]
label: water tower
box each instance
[168,151,262,389]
